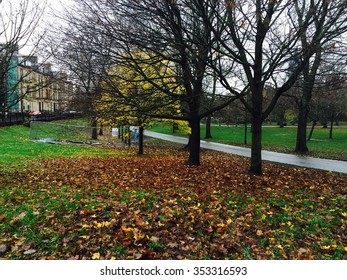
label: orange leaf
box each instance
[135,217,147,227]
[0,214,6,222]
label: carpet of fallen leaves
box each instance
[0,143,346,260]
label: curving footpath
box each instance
[144,131,347,174]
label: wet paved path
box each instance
[144,131,347,174]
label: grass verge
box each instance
[150,122,347,161]
[0,125,130,172]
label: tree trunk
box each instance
[99,124,103,135]
[124,126,127,143]
[279,119,285,128]
[295,34,321,153]
[244,122,248,145]
[249,115,262,175]
[244,111,248,145]
[187,116,200,165]
[138,126,144,155]
[127,126,131,146]
[307,120,316,141]
[329,113,334,139]
[205,115,212,139]
[184,134,192,150]
[295,102,309,153]
[249,80,263,175]
[277,108,286,128]
[91,119,98,140]
[172,122,178,133]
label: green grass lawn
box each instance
[0,125,128,171]
[150,122,347,160]
[54,118,91,126]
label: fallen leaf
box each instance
[24,249,37,255]
[135,217,147,227]
[92,252,100,260]
[0,244,7,253]
[80,235,89,240]
[167,242,179,248]
[0,214,6,222]
[10,212,27,225]
[122,241,132,246]
[103,221,111,227]
[256,230,264,236]
[134,253,143,259]
[80,209,94,215]
[149,236,159,243]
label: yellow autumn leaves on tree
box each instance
[97,51,185,129]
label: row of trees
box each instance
[215,80,347,133]
[47,0,347,175]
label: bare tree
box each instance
[206,0,347,174]
[56,0,237,165]
[44,4,115,138]
[50,0,347,175]
[308,69,347,140]
[295,44,347,151]
[0,0,46,115]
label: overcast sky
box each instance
[1,0,73,54]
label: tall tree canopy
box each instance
[197,0,347,174]
[53,0,347,174]
[56,0,239,166]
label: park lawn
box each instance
[0,125,130,171]
[54,118,91,126]
[0,125,346,260]
[150,122,347,160]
